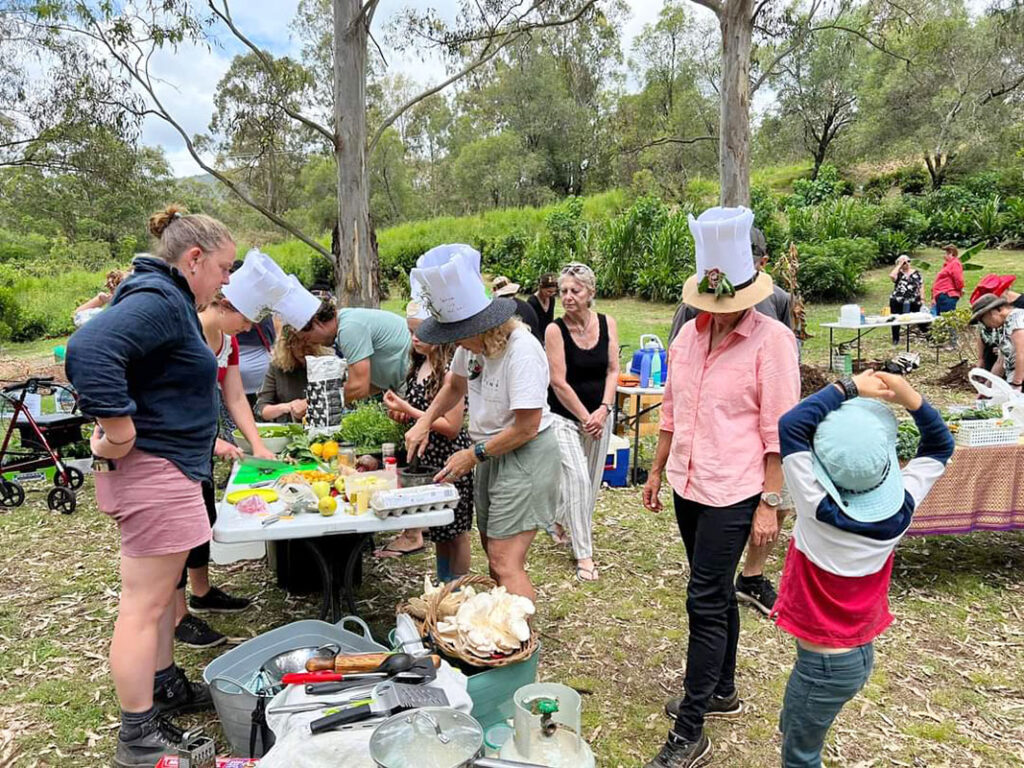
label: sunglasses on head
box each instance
[561,263,593,277]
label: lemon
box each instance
[322,440,339,460]
[310,442,324,458]
[318,495,337,516]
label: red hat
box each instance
[970,274,1017,305]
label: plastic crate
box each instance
[953,418,1023,448]
[203,617,386,757]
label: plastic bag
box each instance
[305,354,348,429]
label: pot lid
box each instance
[370,707,482,768]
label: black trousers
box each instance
[177,481,217,589]
[888,298,923,342]
[672,492,758,741]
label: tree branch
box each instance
[370,0,600,153]
[621,135,716,155]
[690,0,723,16]
[88,20,331,258]
[369,35,514,153]
[207,0,335,146]
[980,71,1024,105]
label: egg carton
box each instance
[370,484,460,519]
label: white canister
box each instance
[839,304,861,326]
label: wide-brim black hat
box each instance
[416,297,518,345]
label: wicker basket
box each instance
[424,574,538,668]
[953,418,1023,448]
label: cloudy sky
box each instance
[143,0,714,176]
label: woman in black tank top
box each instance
[545,263,620,583]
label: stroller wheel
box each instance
[47,486,76,515]
[0,479,25,508]
[54,466,85,490]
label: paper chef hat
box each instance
[223,249,321,328]
[410,249,516,345]
[681,206,774,313]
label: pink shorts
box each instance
[94,450,212,558]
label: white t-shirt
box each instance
[450,326,553,441]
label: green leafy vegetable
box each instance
[943,406,1002,422]
[896,420,921,462]
[336,402,408,453]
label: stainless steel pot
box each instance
[369,708,545,768]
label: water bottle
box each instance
[902,300,911,315]
[651,347,663,387]
[639,350,652,389]
[860,306,866,325]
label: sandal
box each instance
[575,565,599,582]
[374,539,425,559]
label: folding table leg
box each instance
[341,534,372,616]
[302,538,338,622]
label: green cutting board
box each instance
[233,460,320,486]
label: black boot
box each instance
[665,691,744,721]
[113,714,183,768]
[644,731,712,768]
[154,665,214,716]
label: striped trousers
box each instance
[552,413,612,561]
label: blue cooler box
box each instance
[603,434,630,487]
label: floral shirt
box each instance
[997,308,1024,383]
[891,270,923,304]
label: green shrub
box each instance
[875,230,915,263]
[971,196,1005,245]
[750,186,788,257]
[595,196,669,297]
[787,198,880,243]
[633,214,694,302]
[0,228,50,265]
[796,238,877,301]
[790,165,850,206]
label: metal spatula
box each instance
[309,681,449,733]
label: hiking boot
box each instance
[174,614,226,649]
[735,573,778,616]
[644,732,711,768]
[188,586,251,614]
[664,691,745,722]
[113,714,183,768]
[154,664,214,716]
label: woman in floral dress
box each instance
[888,254,925,344]
[379,303,474,581]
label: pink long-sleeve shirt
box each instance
[931,257,964,301]
[659,310,800,508]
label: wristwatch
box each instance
[836,375,859,401]
[761,492,783,508]
[474,442,490,462]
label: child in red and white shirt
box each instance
[774,371,953,767]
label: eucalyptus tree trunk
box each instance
[333,0,379,307]
[717,0,753,207]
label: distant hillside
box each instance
[178,173,217,186]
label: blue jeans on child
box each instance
[779,643,874,768]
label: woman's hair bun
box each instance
[148,205,188,239]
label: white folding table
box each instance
[821,314,935,372]
[213,463,454,620]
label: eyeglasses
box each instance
[561,263,594,278]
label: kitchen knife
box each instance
[309,682,450,734]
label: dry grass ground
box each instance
[3,251,1024,765]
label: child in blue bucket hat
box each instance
[773,370,953,768]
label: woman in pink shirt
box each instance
[642,208,801,768]
[931,245,964,315]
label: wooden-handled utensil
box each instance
[305,652,440,674]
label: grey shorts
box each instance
[475,426,560,539]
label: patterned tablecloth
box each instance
[908,443,1024,536]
